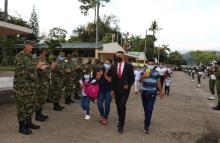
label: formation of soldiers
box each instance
[13,42,102,135]
[183,60,220,110]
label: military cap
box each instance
[48,54,56,62]
[59,51,65,56]
[24,40,34,45]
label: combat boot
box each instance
[212,104,220,110]
[35,110,46,121]
[19,120,32,135]
[65,98,71,105]
[26,118,40,129]
[54,103,62,111]
[40,108,48,119]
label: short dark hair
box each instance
[147,58,155,63]
[116,51,125,54]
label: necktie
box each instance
[118,63,122,79]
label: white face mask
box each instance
[84,74,90,80]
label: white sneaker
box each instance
[207,95,215,100]
[191,80,194,82]
[84,115,91,120]
[197,84,201,88]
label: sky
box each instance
[0,0,220,53]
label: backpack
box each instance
[84,81,100,99]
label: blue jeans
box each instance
[141,91,157,128]
[81,96,91,115]
[97,91,112,119]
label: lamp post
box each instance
[95,0,100,49]
[4,0,8,22]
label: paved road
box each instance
[0,72,220,143]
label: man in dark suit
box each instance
[110,51,135,133]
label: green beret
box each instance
[59,52,65,56]
[48,55,56,62]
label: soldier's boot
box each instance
[26,118,40,129]
[53,103,62,111]
[74,93,80,100]
[35,110,46,122]
[65,98,71,105]
[19,120,32,135]
[40,108,48,119]
[212,104,220,110]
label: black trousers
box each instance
[115,92,129,128]
[165,86,170,95]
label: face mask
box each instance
[104,64,111,70]
[58,56,65,61]
[84,74,90,80]
[148,65,155,70]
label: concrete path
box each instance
[0,72,219,143]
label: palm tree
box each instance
[149,20,162,37]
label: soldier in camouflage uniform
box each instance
[207,64,217,100]
[63,55,76,104]
[73,58,83,100]
[35,48,50,121]
[13,43,40,135]
[51,52,65,111]
[213,60,220,110]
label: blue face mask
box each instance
[58,56,65,61]
[148,65,155,70]
[104,64,111,70]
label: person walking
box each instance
[207,64,217,100]
[110,51,135,133]
[164,76,172,95]
[140,58,164,134]
[97,59,112,125]
[13,42,40,135]
[134,66,143,94]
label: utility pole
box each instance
[158,45,160,64]
[144,30,147,64]
[95,0,100,50]
[4,0,8,22]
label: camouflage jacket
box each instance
[37,56,51,82]
[14,51,38,87]
[216,67,220,81]
[51,60,64,82]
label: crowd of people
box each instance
[183,61,220,110]
[14,41,177,135]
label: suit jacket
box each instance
[110,62,135,95]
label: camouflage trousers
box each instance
[64,83,73,99]
[35,81,49,110]
[209,79,216,95]
[216,81,220,104]
[51,80,63,104]
[14,87,36,121]
[197,74,202,84]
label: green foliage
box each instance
[48,27,67,42]
[149,20,162,36]
[168,51,186,66]
[102,33,114,43]
[29,5,39,41]
[192,50,217,65]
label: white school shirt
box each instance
[165,79,172,86]
[134,69,143,80]
[156,67,167,76]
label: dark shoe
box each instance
[40,109,48,119]
[212,104,220,110]
[118,126,124,133]
[65,99,70,105]
[144,127,150,134]
[26,118,40,129]
[19,120,32,135]
[54,103,62,111]
[35,110,46,122]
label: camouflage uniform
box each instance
[51,60,64,104]
[208,67,216,95]
[36,56,51,110]
[63,59,75,103]
[216,66,220,105]
[13,51,37,121]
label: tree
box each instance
[29,5,39,41]
[48,27,67,42]
[168,51,186,66]
[149,20,162,37]
[191,50,217,65]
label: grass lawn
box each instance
[0,66,16,71]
